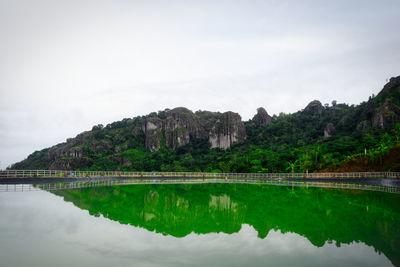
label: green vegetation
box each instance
[53,183,400,265]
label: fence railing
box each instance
[1,170,399,179]
[1,178,399,194]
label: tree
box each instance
[286,160,299,173]
[375,133,393,166]
[380,133,392,151]
[92,124,104,131]
[299,153,313,173]
[250,159,263,173]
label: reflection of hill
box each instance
[53,184,400,266]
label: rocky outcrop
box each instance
[304,100,323,115]
[164,107,207,149]
[142,117,163,152]
[46,142,91,169]
[371,100,400,130]
[141,108,246,151]
[324,123,335,138]
[252,107,272,127]
[68,148,83,158]
[141,108,208,151]
[48,146,82,160]
[195,110,221,132]
[209,112,246,149]
[367,76,400,129]
[380,76,400,95]
[49,157,91,170]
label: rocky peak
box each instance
[304,100,323,115]
[209,111,246,149]
[367,76,400,130]
[252,107,272,127]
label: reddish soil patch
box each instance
[324,147,400,172]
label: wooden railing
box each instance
[0,170,399,179]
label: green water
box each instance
[0,183,399,266]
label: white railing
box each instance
[1,179,399,194]
[0,170,399,179]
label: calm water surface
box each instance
[0,183,399,267]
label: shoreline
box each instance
[1,176,399,187]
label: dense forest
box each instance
[11,76,400,172]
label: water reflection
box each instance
[50,183,400,266]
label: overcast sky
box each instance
[0,0,399,169]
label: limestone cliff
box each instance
[141,107,208,151]
[142,108,245,151]
[142,117,163,152]
[209,112,246,149]
[43,131,94,169]
[164,107,207,149]
[371,100,400,129]
[252,107,272,127]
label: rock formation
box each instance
[380,76,400,95]
[252,107,272,127]
[141,108,246,151]
[324,123,335,138]
[362,76,400,130]
[209,112,246,149]
[304,100,323,115]
[164,107,207,149]
[371,100,400,130]
[142,117,163,152]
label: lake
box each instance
[0,182,399,267]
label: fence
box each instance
[0,170,399,179]
[1,178,399,194]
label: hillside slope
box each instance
[10,76,400,172]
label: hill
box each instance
[10,76,400,172]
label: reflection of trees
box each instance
[53,184,400,266]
